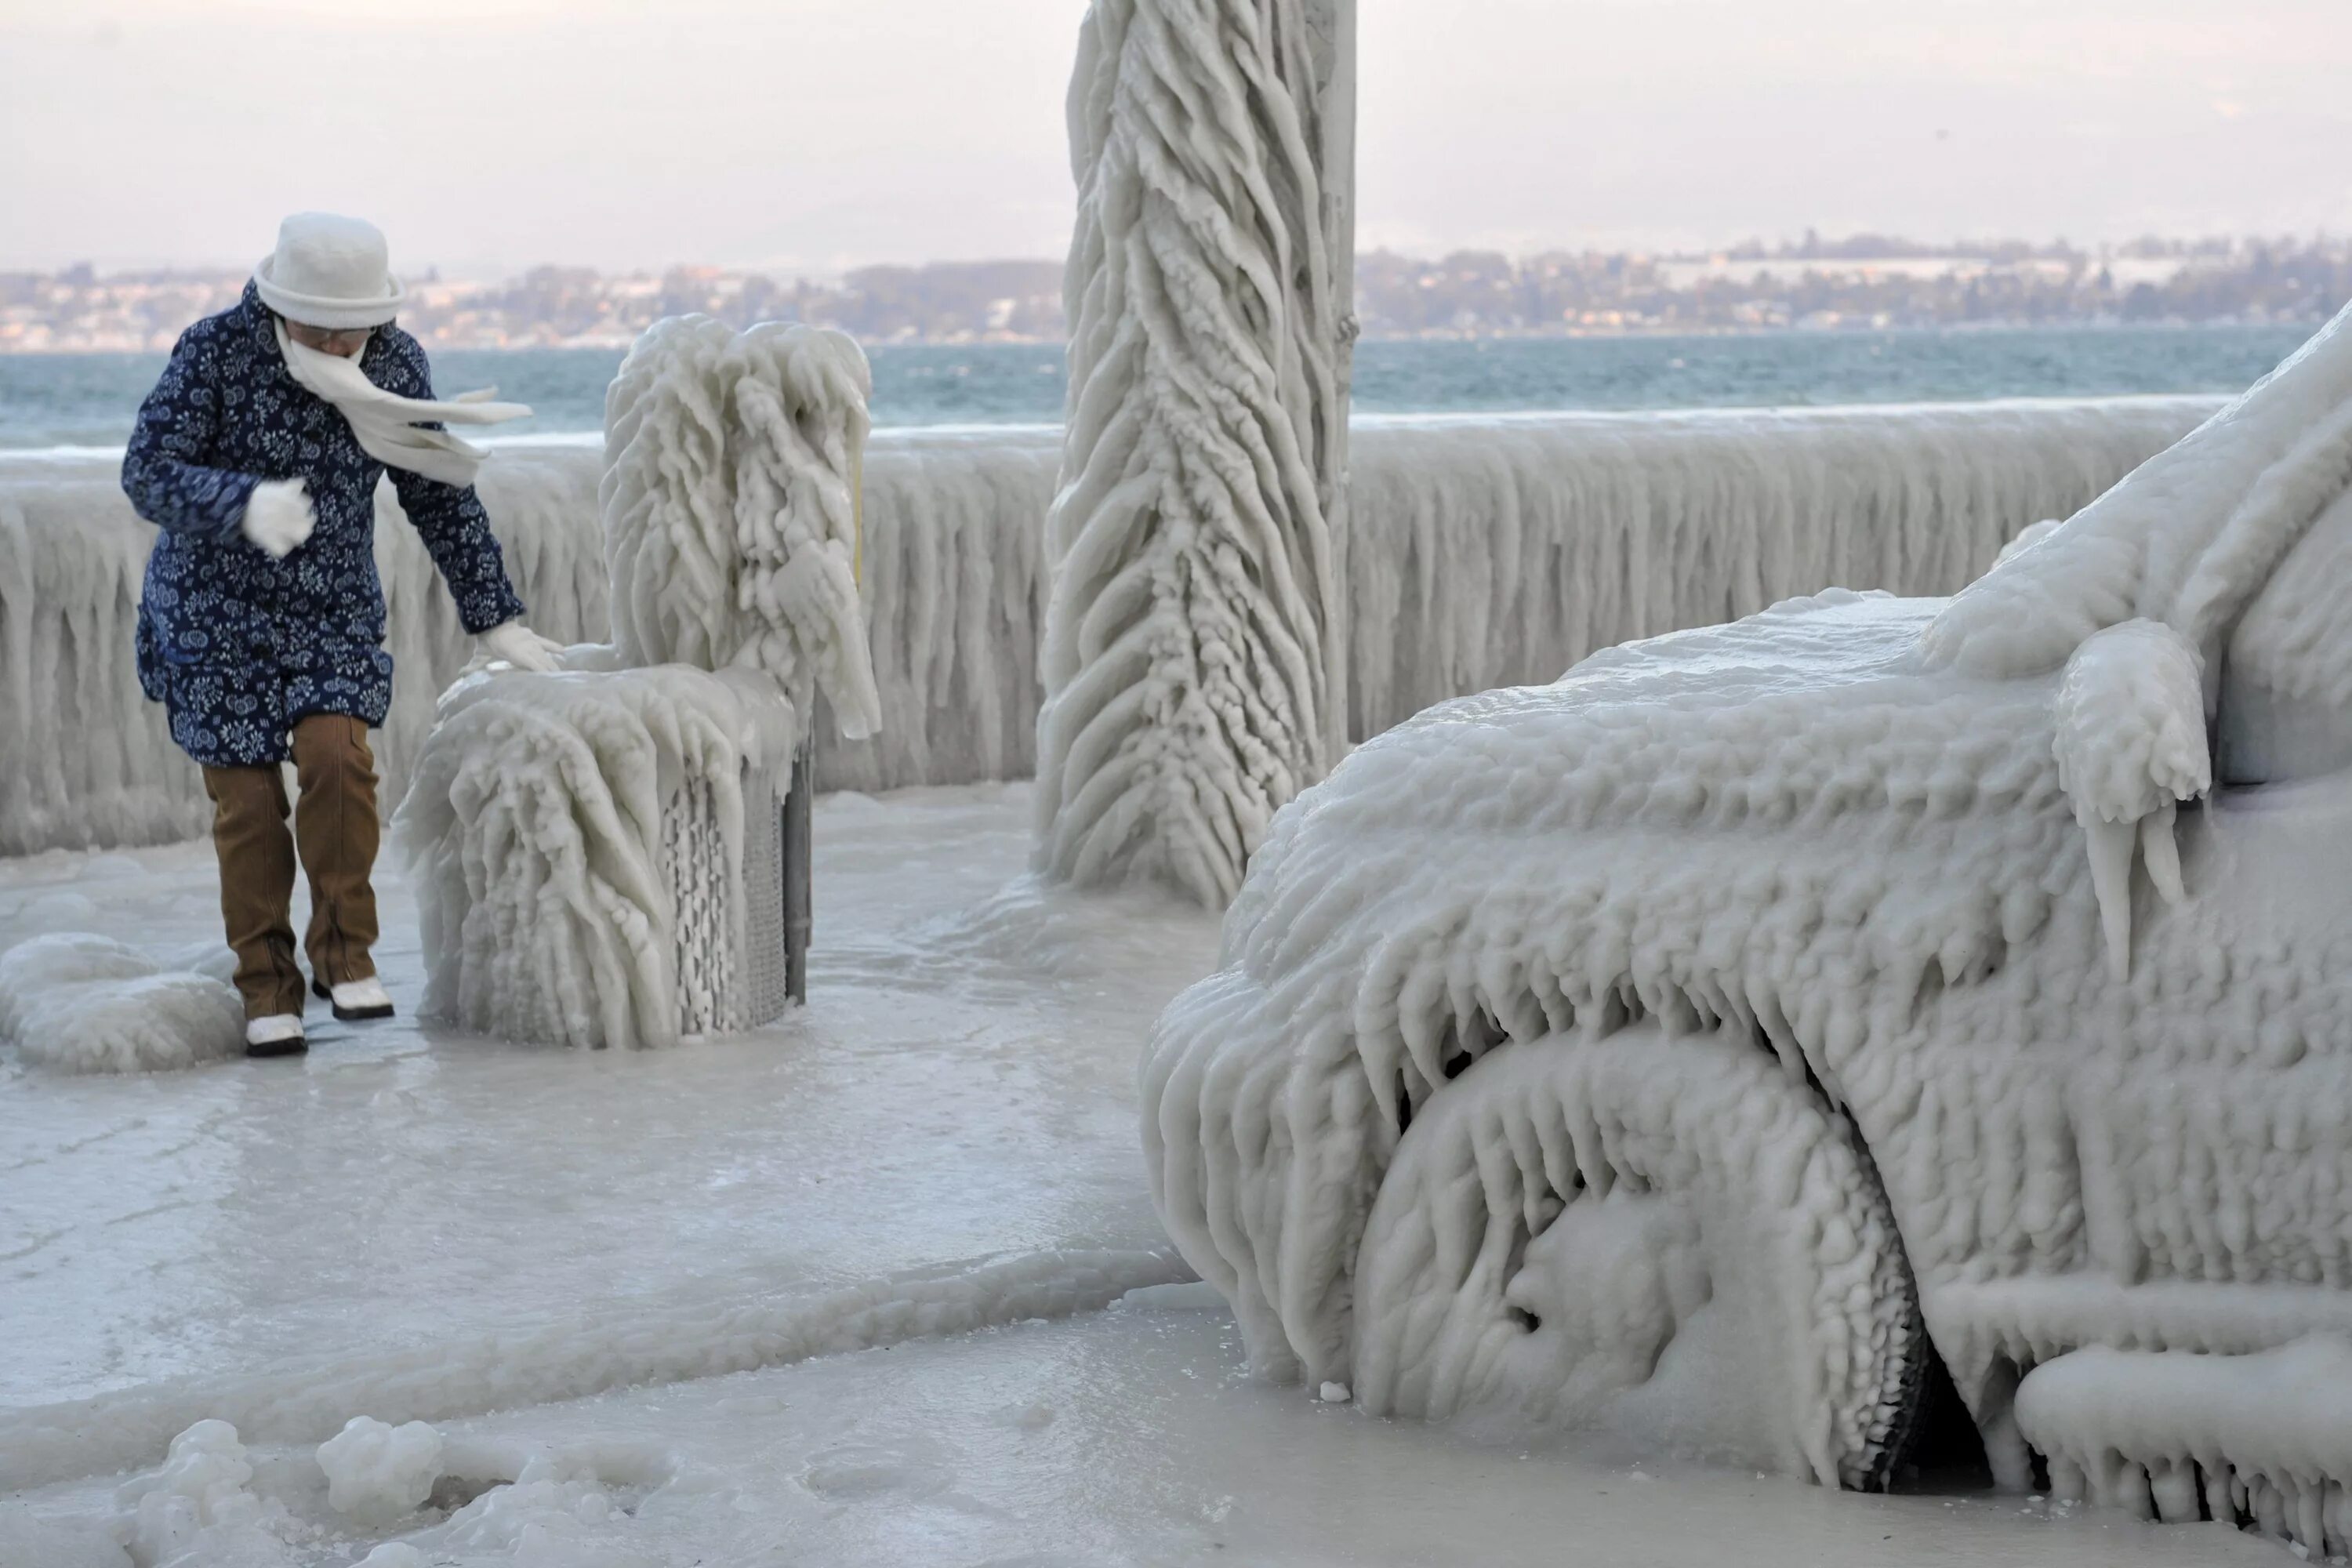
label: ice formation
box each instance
[316,1417,446,1523]
[395,662,793,1050]
[0,1247,1190,1489]
[601,316,880,738]
[0,445,608,858]
[0,1507,128,1568]
[397,318,884,1049]
[112,1420,275,1568]
[2015,1338,2352,1554]
[1033,0,1354,906]
[5,401,2202,856]
[0,932,241,1073]
[1144,300,2352,1530]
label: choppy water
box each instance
[0,325,2314,449]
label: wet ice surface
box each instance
[5,1305,2278,1568]
[0,783,2291,1564]
[0,784,1206,1410]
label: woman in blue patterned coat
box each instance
[123,212,561,1058]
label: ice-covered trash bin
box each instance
[395,317,878,1048]
[397,664,795,1050]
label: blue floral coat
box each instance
[122,281,526,768]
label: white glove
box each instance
[241,478,315,559]
[476,619,564,673]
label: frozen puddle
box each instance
[0,784,2296,1563]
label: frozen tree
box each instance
[1034,0,1357,906]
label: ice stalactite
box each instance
[2050,620,2207,979]
[2015,1339,2352,1555]
[1034,0,1354,907]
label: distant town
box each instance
[6,234,2350,353]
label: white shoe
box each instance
[245,1014,307,1058]
[327,977,395,1022]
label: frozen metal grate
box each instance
[737,760,789,1026]
[660,762,790,1039]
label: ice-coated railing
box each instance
[0,396,2217,856]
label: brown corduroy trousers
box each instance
[201,713,382,1021]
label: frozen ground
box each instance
[0,783,2286,1565]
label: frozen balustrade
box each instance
[2,396,2214,856]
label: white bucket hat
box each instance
[254,212,405,329]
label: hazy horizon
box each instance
[5,0,2350,276]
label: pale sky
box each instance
[3,0,2350,276]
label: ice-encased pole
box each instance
[1034,0,1356,906]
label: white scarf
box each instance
[274,319,531,488]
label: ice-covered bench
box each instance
[395,319,880,1050]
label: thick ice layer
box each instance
[394,662,793,1051]
[601,318,882,739]
[113,1419,273,1568]
[316,1419,445,1523]
[0,1247,1190,1491]
[0,445,608,857]
[1144,304,2352,1512]
[1144,597,2352,1473]
[2,401,2208,856]
[1033,0,1351,906]
[1347,1021,1922,1487]
[2016,1338,2352,1555]
[0,931,241,1073]
[1927,303,2352,685]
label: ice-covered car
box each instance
[1142,301,2352,1553]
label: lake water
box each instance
[0,325,2314,450]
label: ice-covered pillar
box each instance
[1034,0,1357,906]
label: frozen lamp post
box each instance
[1034,0,1358,906]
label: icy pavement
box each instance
[0,783,2296,1564]
[3,1296,2278,1567]
[0,785,1210,1413]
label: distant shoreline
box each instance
[0,318,2332,358]
[5,329,2309,450]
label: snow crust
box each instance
[0,931,241,1073]
[394,662,793,1050]
[1142,300,2352,1516]
[3,401,2201,857]
[1035,0,1351,906]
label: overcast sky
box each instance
[3,0,2349,276]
